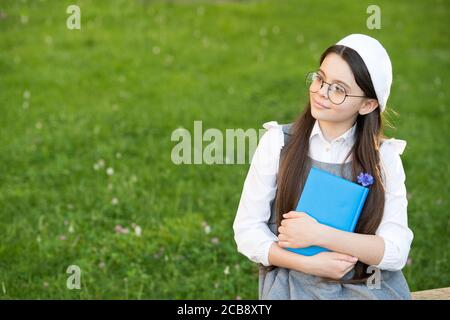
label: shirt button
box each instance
[325,147,330,152]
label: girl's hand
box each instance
[278,211,324,249]
[303,251,358,280]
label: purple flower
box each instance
[357,172,374,187]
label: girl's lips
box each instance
[312,99,330,109]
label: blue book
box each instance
[286,166,369,256]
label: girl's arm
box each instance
[317,225,385,266]
[233,122,283,267]
[278,212,385,267]
[268,242,360,280]
[268,242,310,272]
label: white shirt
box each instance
[233,120,414,271]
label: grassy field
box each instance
[0,0,448,299]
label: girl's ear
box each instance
[359,99,379,115]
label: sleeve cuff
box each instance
[375,237,405,271]
[259,240,277,267]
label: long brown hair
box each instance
[274,45,390,283]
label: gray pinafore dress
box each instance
[258,123,412,300]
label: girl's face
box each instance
[309,53,378,123]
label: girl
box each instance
[233,34,414,300]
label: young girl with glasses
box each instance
[233,34,413,299]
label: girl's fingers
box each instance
[283,211,305,219]
[343,263,356,275]
[335,253,358,263]
[282,212,295,218]
[278,241,290,248]
[337,261,357,277]
[337,260,353,268]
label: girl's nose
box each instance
[318,82,329,100]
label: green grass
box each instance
[0,0,449,299]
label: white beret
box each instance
[337,34,392,112]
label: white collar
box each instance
[309,120,357,146]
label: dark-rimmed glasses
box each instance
[305,71,366,105]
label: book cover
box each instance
[286,166,369,256]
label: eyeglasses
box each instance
[305,71,366,105]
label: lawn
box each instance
[0,0,448,299]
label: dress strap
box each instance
[280,123,293,145]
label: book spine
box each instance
[350,188,369,231]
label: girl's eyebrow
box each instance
[318,69,351,90]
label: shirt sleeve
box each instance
[232,121,285,266]
[374,138,414,271]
